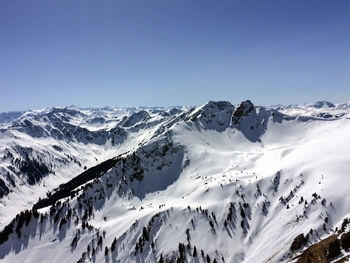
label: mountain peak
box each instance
[231,100,255,125]
[203,100,234,110]
[312,100,335,108]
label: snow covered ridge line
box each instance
[0,99,350,262]
[0,99,348,219]
[0,104,185,205]
[0,105,186,125]
[0,100,348,124]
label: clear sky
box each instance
[1,0,350,111]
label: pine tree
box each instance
[341,232,350,250]
[193,246,197,257]
[240,208,245,218]
[111,237,117,252]
[328,239,341,259]
[98,236,103,246]
[71,235,78,247]
[59,217,67,229]
[142,227,149,241]
[209,220,214,228]
[241,220,245,229]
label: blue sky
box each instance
[1,0,350,111]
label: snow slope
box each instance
[0,106,182,227]
[0,100,349,263]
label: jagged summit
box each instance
[121,110,150,127]
[230,100,277,142]
[231,100,255,125]
[203,100,234,110]
[187,100,235,132]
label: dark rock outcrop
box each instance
[291,233,308,251]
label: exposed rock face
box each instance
[291,233,308,252]
[231,100,255,125]
[121,111,150,127]
[341,231,350,251]
[230,100,287,142]
[230,100,266,142]
[187,101,235,132]
[295,235,344,263]
[327,238,341,259]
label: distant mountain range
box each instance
[0,100,349,263]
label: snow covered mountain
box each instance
[0,100,349,263]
